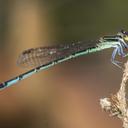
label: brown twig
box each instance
[100,61,128,128]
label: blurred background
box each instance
[0,0,127,128]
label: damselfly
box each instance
[0,30,128,90]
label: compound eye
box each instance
[121,29,126,34]
[125,31,128,35]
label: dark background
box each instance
[0,0,127,128]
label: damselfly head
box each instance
[123,30,128,41]
[117,30,128,41]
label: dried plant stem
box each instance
[100,61,128,128]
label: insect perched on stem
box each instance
[1,30,128,90]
